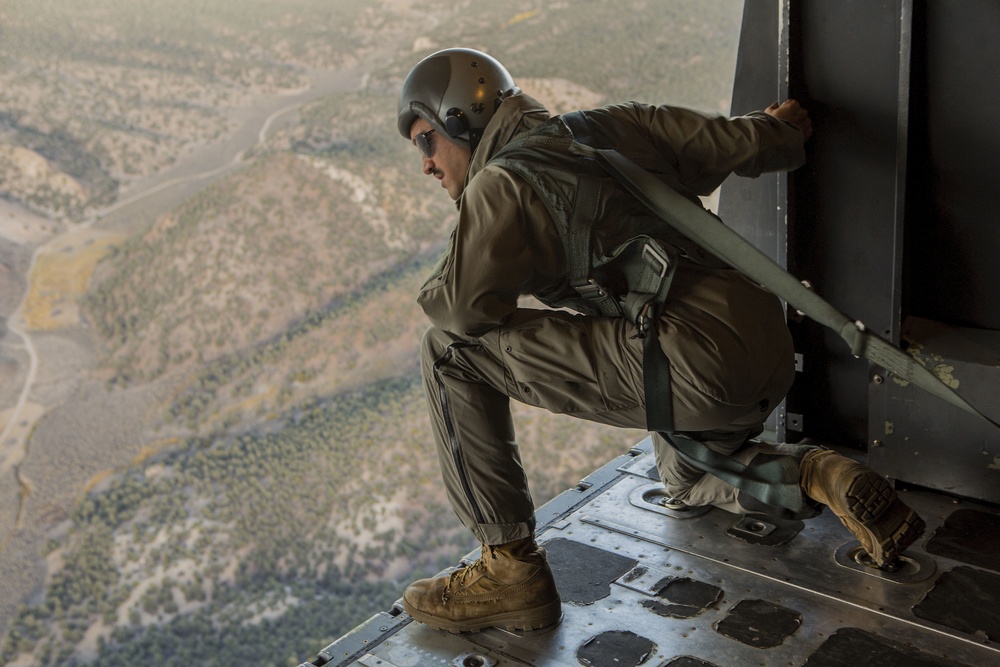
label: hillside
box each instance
[0,1,743,665]
[0,0,420,221]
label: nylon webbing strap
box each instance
[568,169,621,317]
[666,433,805,510]
[644,333,674,433]
[591,145,1000,431]
[563,112,620,317]
[630,241,679,433]
[562,111,680,433]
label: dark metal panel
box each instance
[718,0,791,440]
[904,0,1000,329]
[870,316,1000,504]
[719,0,784,258]
[713,1,999,498]
[718,0,791,269]
[869,1,1000,502]
[787,0,905,446]
[722,0,907,446]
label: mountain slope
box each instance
[0,1,742,664]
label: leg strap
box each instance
[662,431,806,512]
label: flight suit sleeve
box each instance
[416,167,542,337]
[620,103,807,196]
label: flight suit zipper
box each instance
[432,342,486,526]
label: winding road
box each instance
[0,64,368,551]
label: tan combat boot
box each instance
[402,537,561,633]
[800,448,925,567]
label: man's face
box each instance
[409,118,472,201]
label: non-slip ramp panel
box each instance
[309,445,1000,667]
[545,537,637,605]
[713,598,802,649]
[924,508,1000,573]
[576,630,656,667]
[912,565,1000,641]
[640,577,723,620]
[803,627,970,666]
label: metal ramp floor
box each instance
[303,438,1000,666]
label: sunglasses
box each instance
[414,128,436,158]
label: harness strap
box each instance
[627,240,678,434]
[666,432,805,511]
[563,111,677,433]
[568,168,621,317]
[563,113,620,317]
[561,110,998,512]
[587,138,1000,432]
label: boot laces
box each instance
[445,546,496,594]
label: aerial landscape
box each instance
[0,0,743,664]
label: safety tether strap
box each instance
[562,111,677,433]
[584,142,1000,432]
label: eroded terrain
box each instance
[0,1,741,664]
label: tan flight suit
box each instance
[417,93,817,546]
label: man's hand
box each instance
[766,99,813,141]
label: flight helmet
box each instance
[397,48,516,154]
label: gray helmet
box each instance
[397,48,516,154]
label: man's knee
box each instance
[420,327,495,385]
[421,326,463,372]
[421,326,448,360]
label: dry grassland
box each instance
[22,231,124,331]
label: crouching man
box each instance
[395,47,924,633]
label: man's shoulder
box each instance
[461,163,530,210]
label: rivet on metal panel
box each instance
[872,374,884,384]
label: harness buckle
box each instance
[642,242,670,278]
[632,301,657,339]
[573,278,608,301]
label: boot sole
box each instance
[843,471,926,566]
[403,597,562,634]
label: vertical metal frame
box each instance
[719,0,793,442]
[723,0,1000,503]
[868,0,1000,503]
[868,0,912,462]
